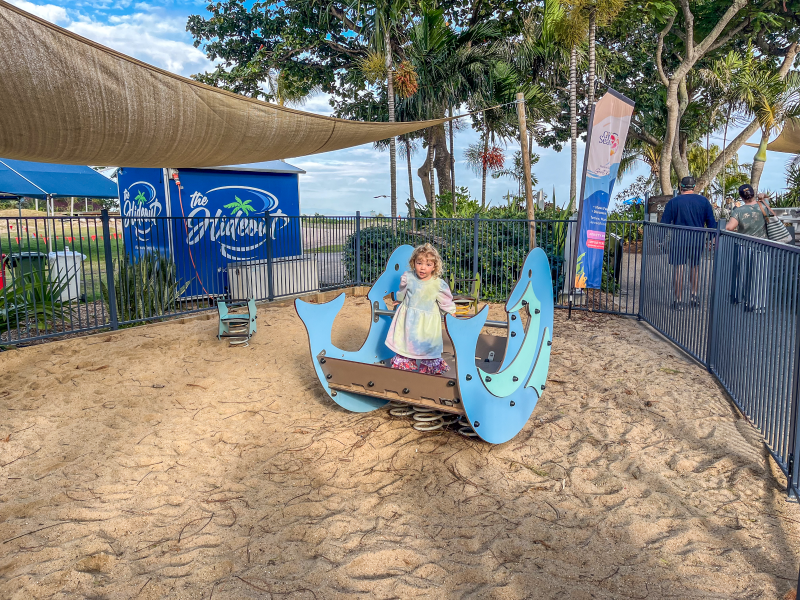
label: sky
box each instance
[9,0,795,215]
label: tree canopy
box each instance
[187,0,800,205]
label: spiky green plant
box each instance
[0,270,72,334]
[101,251,191,323]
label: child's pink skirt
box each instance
[390,354,450,375]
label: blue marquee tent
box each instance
[0,158,118,200]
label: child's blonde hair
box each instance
[409,243,444,277]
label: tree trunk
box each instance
[722,107,731,201]
[417,131,434,208]
[659,80,680,194]
[750,131,769,191]
[516,92,535,250]
[405,138,416,220]
[384,27,397,221]
[449,106,456,211]
[481,134,488,208]
[569,46,578,205]
[432,123,452,195]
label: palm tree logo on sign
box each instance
[224,196,256,216]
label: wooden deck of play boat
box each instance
[318,332,510,415]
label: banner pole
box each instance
[569,104,596,311]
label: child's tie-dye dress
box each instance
[385,272,456,374]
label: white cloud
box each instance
[8,0,68,24]
[286,92,334,116]
[10,0,213,77]
[67,18,211,76]
[356,177,367,183]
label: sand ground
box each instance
[1,297,799,599]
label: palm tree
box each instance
[699,46,800,196]
[492,150,540,198]
[553,2,587,207]
[465,141,504,206]
[749,71,800,189]
[398,134,420,219]
[351,0,411,220]
[399,7,501,207]
[701,51,751,201]
[576,0,626,110]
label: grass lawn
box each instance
[304,244,343,254]
[1,226,125,302]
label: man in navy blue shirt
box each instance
[661,176,717,310]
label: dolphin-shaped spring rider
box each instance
[294,245,554,444]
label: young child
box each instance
[385,243,456,375]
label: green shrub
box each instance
[101,251,191,323]
[0,271,72,334]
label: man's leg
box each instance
[674,265,684,302]
[690,265,700,296]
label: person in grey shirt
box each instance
[726,184,767,238]
[726,184,768,311]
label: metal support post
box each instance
[355,211,362,286]
[638,221,648,321]
[101,209,118,330]
[704,222,722,371]
[472,213,480,278]
[266,212,274,302]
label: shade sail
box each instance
[745,118,800,154]
[0,1,450,169]
[0,159,119,198]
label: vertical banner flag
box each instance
[574,89,635,290]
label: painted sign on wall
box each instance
[118,165,302,298]
[119,167,169,258]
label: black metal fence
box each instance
[0,212,643,344]
[639,223,800,501]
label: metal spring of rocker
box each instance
[225,322,252,347]
[388,402,475,436]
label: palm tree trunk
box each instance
[432,124,452,194]
[384,27,397,222]
[449,106,456,212]
[418,130,434,207]
[482,134,488,207]
[750,131,769,191]
[570,46,578,206]
[405,138,416,221]
[587,9,596,109]
[721,105,730,202]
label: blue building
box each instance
[117,161,312,299]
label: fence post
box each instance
[787,291,800,500]
[101,209,118,330]
[704,221,722,371]
[638,221,648,321]
[472,213,479,278]
[355,211,362,286]
[265,212,274,302]
[790,321,800,594]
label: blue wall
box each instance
[118,167,302,298]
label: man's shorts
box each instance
[668,239,704,266]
